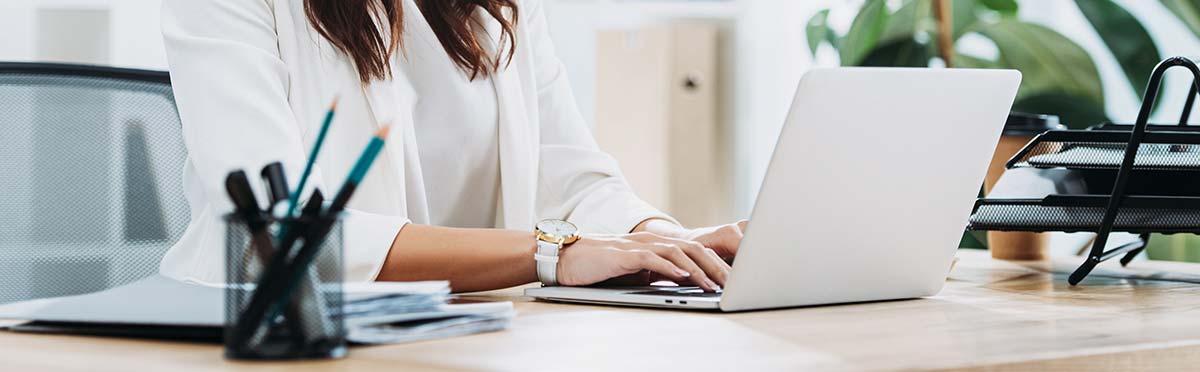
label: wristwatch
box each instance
[534,219,581,286]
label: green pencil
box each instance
[328,125,390,212]
[287,96,338,217]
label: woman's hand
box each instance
[680,220,749,259]
[556,232,731,292]
[635,219,750,259]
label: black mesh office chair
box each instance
[0,62,189,304]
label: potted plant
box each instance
[807,0,1200,261]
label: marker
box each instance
[260,162,290,209]
[224,171,272,256]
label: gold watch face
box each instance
[536,219,579,245]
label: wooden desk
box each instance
[3,250,1200,372]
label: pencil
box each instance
[329,124,390,213]
[286,96,339,217]
[250,124,392,342]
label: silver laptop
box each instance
[527,67,1022,311]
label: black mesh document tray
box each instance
[970,196,1200,234]
[967,56,1200,285]
[1009,131,1200,171]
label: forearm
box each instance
[376,224,538,293]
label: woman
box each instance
[160,0,746,292]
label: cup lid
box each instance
[1004,112,1065,136]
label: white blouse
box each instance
[159,0,675,284]
[405,5,502,229]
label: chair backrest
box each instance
[0,62,189,304]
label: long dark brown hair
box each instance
[305,0,519,83]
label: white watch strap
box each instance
[535,240,561,286]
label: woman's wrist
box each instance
[632,218,691,240]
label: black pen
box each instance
[225,171,309,344]
[286,191,337,340]
[225,171,274,260]
[260,162,290,209]
[232,191,328,349]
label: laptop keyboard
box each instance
[626,287,723,298]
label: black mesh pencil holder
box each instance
[224,214,346,360]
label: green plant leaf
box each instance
[806,9,833,57]
[979,20,1105,112]
[979,0,1018,16]
[1161,0,1200,39]
[859,40,932,67]
[955,53,997,69]
[1013,92,1109,129]
[841,0,891,66]
[952,0,982,38]
[1147,234,1200,262]
[1075,0,1162,112]
[880,0,933,46]
[959,230,987,249]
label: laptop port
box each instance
[665,300,673,304]
[680,301,688,305]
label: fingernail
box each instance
[675,269,691,277]
[704,278,720,291]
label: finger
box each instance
[683,241,732,286]
[643,243,720,292]
[737,220,749,232]
[702,247,731,281]
[648,236,732,287]
[714,224,746,259]
[628,250,692,283]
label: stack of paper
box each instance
[347,301,515,344]
[0,275,514,345]
[340,281,515,344]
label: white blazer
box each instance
[159,0,673,283]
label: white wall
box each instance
[728,0,829,215]
[549,0,823,216]
[546,0,742,133]
[20,0,1191,219]
[0,0,166,69]
[0,0,828,219]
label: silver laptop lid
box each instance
[719,68,1020,311]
